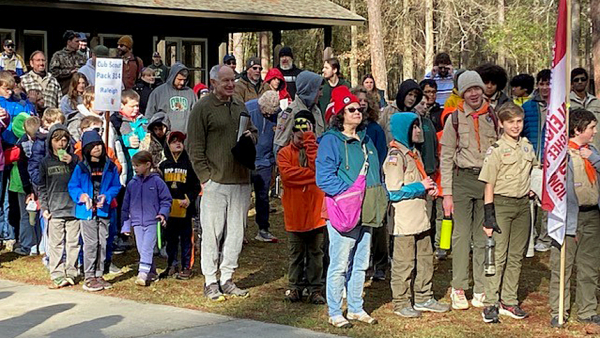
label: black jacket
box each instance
[39,124,77,218]
[277,65,303,99]
[133,79,161,115]
[158,146,201,218]
[395,79,423,112]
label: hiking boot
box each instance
[578,314,600,325]
[414,298,450,313]
[394,306,422,318]
[372,270,386,281]
[534,243,551,252]
[255,230,278,243]
[221,280,249,298]
[451,288,469,310]
[96,277,113,289]
[308,290,326,304]
[285,289,302,303]
[499,303,528,319]
[83,278,103,292]
[435,248,447,260]
[204,282,226,302]
[347,311,378,325]
[482,305,500,323]
[471,292,486,308]
[177,268,192,280]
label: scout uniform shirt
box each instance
[383,142,429,236]
[439,102,498,195]
[568,146,600,206]
[478,134,536,198]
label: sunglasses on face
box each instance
[5,45,14,49]
[346,107,362,113]
[573,77,587,83]
[226,61,236,65]
[251,66,263,71]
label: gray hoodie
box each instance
[273,71,324,151]
[145,63,197,133]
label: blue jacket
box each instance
[247,99,277,169]
[522,92,546,160]
[68,158,121,220]
[121,173,172,232]
[0,95,34,145]
[365,120,387,167]
[28,131,47,187]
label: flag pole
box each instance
[559,0,572,327]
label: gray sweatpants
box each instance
[81,218,109,279]
[200,180,251,285]
[48,217,80,281]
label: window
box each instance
[154,37,208,86]
[23,30,47,62]
[99,34,124,57]
[0,29,15,45]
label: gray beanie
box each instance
[458,70,485,97]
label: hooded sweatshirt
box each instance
[121,172,172,232]
[145,63,197,133]
[384,112,430,235]
[247,99,277,169]
[262,68,292,103]
[274,71,324,151]
[159,139,201,218]
[38,124,77,218]
[147,112,170,166]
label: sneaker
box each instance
[534,243,551,252]
[177,268,192,280]
[347,311,378,325]
[96,277,113,289]
[4,239,16,252]
[451,288,469,310]
[51,277,70,289]
[104,262,122,275]
[414,298,450,313]
[135,277,148,287]
[435,248,447,260]
[255,230,278,243]
[499,303,528,319]
[285,289,302,303]
[204,282,226,301]
[578,314,600,325]
[482,305,500,323]
[551,315,568,328]
[308,290,326,304]
[83,278,103,292]
[472,292,486,308]
[328,315,353,328]
[394,306,422,318]
[372,270,386,281]
[221,280,249,298]
[160,265,179,279]
[65,276,76,286]
[14,247,29,256]
[112,247,125,255]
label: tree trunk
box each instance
[592,0,600,96]
[572,0,581,68]
[425,0,434,72]
[366,0,388,96]
[402,0,414,80]
[259,32,270,77]
[350,0,359,87]
[497,0,506,67]
[232,33,244,73]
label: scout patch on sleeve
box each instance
[388,155,398,166]
[486,146,494,156]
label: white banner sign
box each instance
[94,58,123,111]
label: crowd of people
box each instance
[1,28,600,330]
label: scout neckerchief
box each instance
[389,140,427,179]
[568,141,597,184]
[457,101,490,152]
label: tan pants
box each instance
[48,217,81,281]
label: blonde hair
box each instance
[82,86,95,110]
[142,68,155,77]
[497,102,524,123]
[24,116,41,139]
[0,71,15,88]
[121,89,140,105]
[80,115,103,131]
[42,108,66,127]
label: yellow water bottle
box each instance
[439,216,453,250]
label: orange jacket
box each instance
[74,141,123,174]
[277,132,326,232]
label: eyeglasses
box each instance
[251,66,263,71]
[346,107,362,113]
[573,77,587,83]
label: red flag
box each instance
[542,0,568,245]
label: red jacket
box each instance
[277,132,325,232]
[263,68,292,103]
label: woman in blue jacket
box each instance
[316,86,387,328]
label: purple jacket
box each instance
[121,172,172,232]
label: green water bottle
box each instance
[439,216,453,250]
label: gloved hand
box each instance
[484,203,502,234]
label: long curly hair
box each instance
[67,73,88,109]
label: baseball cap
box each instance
[223,54,236,64]
[168,131,186,143]
[152,52,161,58]
[78,33,87,41]
[4,40,14,47]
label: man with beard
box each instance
[148,52,169,84]
[117,35,143,90]
[424,53,454,107]
[317,57,350,118]
[234,57,265,103]
[145,63,197,133]
[50,30,86,95]
[276,47,303,99]
[0,40,26,76]
[22,51,62,109]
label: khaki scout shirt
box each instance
[440,104,498,195]
[569,148,600,206]
[383,144,429,236]
[478,134,536,198]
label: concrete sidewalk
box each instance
[0,280,347,338]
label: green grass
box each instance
[0,202,594,338]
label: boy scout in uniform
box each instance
[478,103,535,323]
[384,112,449,318]
[549,109,600,328]
[440,71,499,310]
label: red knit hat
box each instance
[332,86,359,115]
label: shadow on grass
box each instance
[0,252,22,265]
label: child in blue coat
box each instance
[121,150,172,286]
[68,130,121,292]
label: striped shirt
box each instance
[424,71,454,107]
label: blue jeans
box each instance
[0,170,14,240]
[326,222,372,317]
[17,193,41,253]
[105,209,118,262]
[251,166,272,231]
